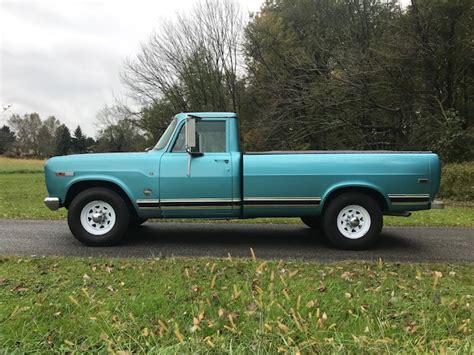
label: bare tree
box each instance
[121,0,243,113]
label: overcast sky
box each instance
[0,0,262,136]
[0,0,411,137]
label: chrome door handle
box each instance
[214,159,229,163]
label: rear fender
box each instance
[321,182,389,211]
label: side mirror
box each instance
[185,117,196,150]
[185,116,203,156]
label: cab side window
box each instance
[172,121,226,153]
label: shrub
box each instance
[439,162,474,202]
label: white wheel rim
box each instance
[337,205,371,239]
[80,200,116,236]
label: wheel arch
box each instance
[321,183,389,212]
[64,178,137,215]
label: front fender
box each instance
[64,175,137,209]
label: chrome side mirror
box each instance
[185,116,196,152]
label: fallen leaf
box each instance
[174,323,184,342]
[341,271,354,281]
[277,321,289,333]
[141,327,149,337]
[68,295,79,306]
[14,285,28,293]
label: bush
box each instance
[439,162,474,202]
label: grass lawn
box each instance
[0,256,472,353]
[0,156,473,226]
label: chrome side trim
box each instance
[161,198,240,203]
[136,197,322,209]
[44,197,60,211]
[136,199,160,209]
[244,197,321,206]
[136,198,240,209]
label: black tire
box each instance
[322,192,383,250]
[67,187,130,246]
[301,216,321,229]
[129,216,148,227]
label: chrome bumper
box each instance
[431,200,444,209]
[44,197,60,211]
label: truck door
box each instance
[159,119,234,217]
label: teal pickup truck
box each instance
[44,112,443,249]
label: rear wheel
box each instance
[68,188,130,246]
[322,192,383,250]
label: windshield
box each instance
[154,118,177,150]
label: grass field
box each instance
[0,156,44,173]
[0,156,473,226]
[0,256,472,353]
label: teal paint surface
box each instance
[44,112,441,219]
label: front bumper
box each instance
[431,200,444,209]
[44,197,61,211]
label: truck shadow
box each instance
[118,222,421,261]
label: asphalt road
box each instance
[0,219,473,262]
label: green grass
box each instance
[0,173,67,220]
[0,256,472,353]
[0,156,473,226]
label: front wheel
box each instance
[322,192,383,250]
[68,188,130,246]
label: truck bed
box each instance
[242,151,439,218]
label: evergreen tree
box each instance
[0,125,16,154]
[53,124,72,156]
[71,125,88,153]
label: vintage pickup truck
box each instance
[44,112,443,249]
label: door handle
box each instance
[214,159,229,164]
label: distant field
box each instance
[0,156,44,173]
[0,156,473,226]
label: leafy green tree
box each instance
[0,125,15,154]
[8,113,43,156]
[95,105,147,152]
[53,124,72,156]
[96,119,146,152]
[242,0,473,160]
[37,116,61,157]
